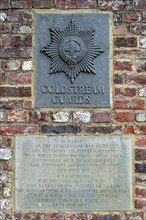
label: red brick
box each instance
[114,100,145,110]
[45,213,65,220]
[135,125,146,135]
[122,13,141,23]
[13,213,23,220]
[6,12,19,22]
[0,0,9,9]
[91,214,121,220]
[85,126,122,134]
[115,87,136,97]
[124,211,145,220]
[56,0,96,8]
[134,0,145,10]
[124,125,135,134]
[33,0,54,8]
[0,23,9,33]
[93,112,112,123]
[114,37,137,47]
[126,75,146,85]
[0,48,31,58]
[11,0,32,8]
[0,87,31,97]
[21,12,32,21]
[135,199,146,209]
[29,112,49,123]
[114,26,127,36]
[2,36,22,47]
[135,137,146,146]
[130,25,146,35]
[0,125,39,134]
[23,100,32,109]
[8,73,31,85]
[0,100,22,109]
[98,0,133,11]
[114,61,133,71]
[115,112,134,122]
[115,49,146,58]
[68,213,87,220]
[7,111,27,123]
[135,149,146,161]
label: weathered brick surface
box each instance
[0,0,9,9]
[0,100,22,109]
[135,199,146,209]
[29,112,49,123]
[2,60,21,71]
[134,0,145,10]
[2,36,22,47]
[8,73,31,85]
[126,75,146,84]
[114,100,145,110]
[130,24,146,35]
[114,37,137,47]
[114,61,133,71]
[114,26,127,36]
[91,214,121,220]
[135,149,146,160]
[0,48,31,58]
[135,137,146,146]
[115,112,134,122]
[93,112,112,123]
[124,212,145,220]
[98,0,133,11]
[85,126,122,134]
[114,74,123,84]
[122,13,141,23]
[115,87,136,96]
[135,187,146,198]
[115,49,146,58]
[56,0,96,9]
[0,125,39,134]
[0,87,31,97]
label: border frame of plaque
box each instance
[32,9,113,109]
[14,135,134,211]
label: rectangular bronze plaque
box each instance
[15,136,132,211]
[34,11,111,107]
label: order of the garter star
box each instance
[41,19,104,83]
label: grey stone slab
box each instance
[15,136,132,211]
[34,12,111,107]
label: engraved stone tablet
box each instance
[15,136,132,211]
[34,12,111,107]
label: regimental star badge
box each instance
[41,19,104,83]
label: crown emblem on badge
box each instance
[41,19,104,83]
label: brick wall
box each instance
[0,0,146,219]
